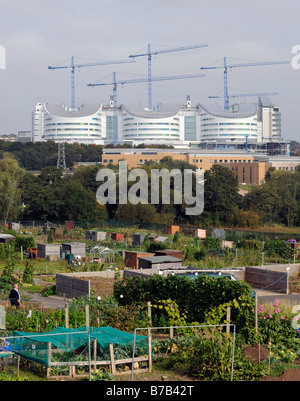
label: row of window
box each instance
[201,122,257,127]
[191,159,253,164]
[123,133,180,137]
[45,128,101,132]
[46,133,101,138]
[124,128,180,132]
[202,128,257,132]
[45,123,101,127]
[123,122,180,126]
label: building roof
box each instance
[139,255,183,263]
[44,103,102,118]
[198,101,258,119]
[122,103,181,119]
[0,234,15,239]
[154,236,170,242]
[90,246,113,254]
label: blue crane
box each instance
[129,43,208,111]
[200,56,289,110]
[88,71,206,145]
[208,91,279,100]
[48,56,135,109]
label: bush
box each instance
[258,300,296,345]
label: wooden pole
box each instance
[85,304,89,328]
[94,338,97,371]
[148,335,152,373]
[46,342,52,378]
[65,304,69,328]
[226,307,231,335]
[109,343,116,375]
[255,292,258,333]
[147,301,152,337]
[17,355,20,376]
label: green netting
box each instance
[9,326,147,367]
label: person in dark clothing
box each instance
[9,283,22,307]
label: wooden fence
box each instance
[56,273,90,298]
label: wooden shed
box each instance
[165,225,180,235]
[124,251,155,269]
[193,229,206,239]
[111,233,125,242]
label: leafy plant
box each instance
[22,259,34,284]
[258,300,296,345]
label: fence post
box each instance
[255,292,258,333]
[65,304,69,328]
[85,304,89,328]
[226,307,231,335]
[46,342,52,378]
[109,343,116,375]
[93,338,97,371]
[147,301,152,337]
[148,335,152,373]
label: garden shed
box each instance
[165,225,180,235]
[61,242,86,260]
[111,233,125,242]
[138,255,183,270]
[193,229,206,239]
[37,243,61,260]
[0,234,15,244]
[132,233,146,246]
[85,231,107,242]
[125,251,155,269]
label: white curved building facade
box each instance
[32,96,282,149]
[33,102,105,144]
[122,103,183,144]
[199,102,259,144]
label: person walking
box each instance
[9,283,22,307]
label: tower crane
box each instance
[48,56,135,109]
[208,91,279,101]
[200,57,289,110]
[129,43,208,110]
[88,71,206,145]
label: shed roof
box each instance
[139,255,182,263]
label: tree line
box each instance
[0,140,103,170]
[0,149,299,227]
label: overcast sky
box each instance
[0,0,299,141]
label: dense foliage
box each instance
[0,146,299,227]
[114,274,256,340]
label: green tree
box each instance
[204,165,241,222]
[0,153,25,220]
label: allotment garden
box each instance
[0,223,300,381]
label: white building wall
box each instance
[32,102,45,143]
[199,109,258,143]
[42,103,104,145]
